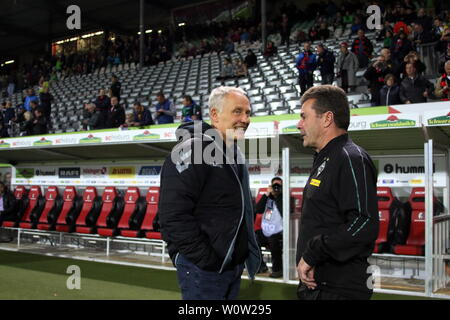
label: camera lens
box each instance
[272,184,281,192]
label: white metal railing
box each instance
[433,214,450,293]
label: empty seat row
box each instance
[1,186,161,240]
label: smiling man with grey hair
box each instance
[158,86,261,300]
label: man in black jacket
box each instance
[296,85,379,300]
[400,63,434,104]
[158,86,261,300]
[316,44,335,85]
[0,181,17,242]
[106,96,125,128]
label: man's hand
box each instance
[297,257,317,289]
[266,185,273,196]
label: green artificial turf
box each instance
[0,250,439,300]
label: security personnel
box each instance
[296,85,379,300]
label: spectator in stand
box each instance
[233,58,248,77]
[295,41,317,96]
[317,22,330,41]
[280,13,292,47]
[23,89,39,112]
[19,108,33,136]
[382,30,394,49]
[415,8,433,31]
[154,92,176,124]
[94,89,111,118]
[106,96,125,128]
[82,103,106,130]
[434,60,450,101]
[436,27,450,54]
[244,49,257,69]
[350,15,365,35]
[351,28,373,68]
[6,74,15,97]
[438,47,450,74]
[217,57,234,80]
[308,24,319,42]
[130,102,154,127]
[199,39,212,56]
[379,74,402,106]
[432,17,446,40]
[399,51,427,79]
[263,41,278,58]
[400,63,434,104]
[364,56,393,106]
[316,43,335,85]
[110,75,122,102]
[336,42,359,93]
[412,22,435,48]
[380,48,399,77]
[2,102,15,138]
[181,95,202,123]
[29,107,48,136]
[39,85,53,121]
[391,31,414,65]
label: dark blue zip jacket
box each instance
[158,121,261,278]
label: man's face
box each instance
[211,92,251,141]
[358,29,364,38]
[406,64,416,77]
[304,43,311,51]
[111,97,118,106]
[272,179,283,196]
[445,63,450,76]
[316,46,324,54]
[182,98,190,106]
[99,89,105,96]
[297,99,326,150]
[156,95,165,104]
[381,49,391,60]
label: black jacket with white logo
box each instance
[158,121,261,278]
[296,134,379,299]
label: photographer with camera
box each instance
[364,56,393,106]
[255,177,294,278]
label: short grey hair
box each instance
[445,60,450,67]
[208,86,247,114]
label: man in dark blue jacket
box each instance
[158,86,262,300]
[131,102,154,126]
[295,42,317,96]
[296,85,378,300]
[154,92,176,124]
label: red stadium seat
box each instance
[373,187,395,253]
[37,186,63,231]
[1,186,29,228]
[98,187,140,237]
[18,186,44,229]
[290,188,304,215]
[394,188,426,256]
[140,187,161,239]
[254,188,268,231]
[75,187,102,234]
[55,187,81,233]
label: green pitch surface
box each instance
[0,250,434,300]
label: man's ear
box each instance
[210,108,218,124]
[323,111,334,128]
